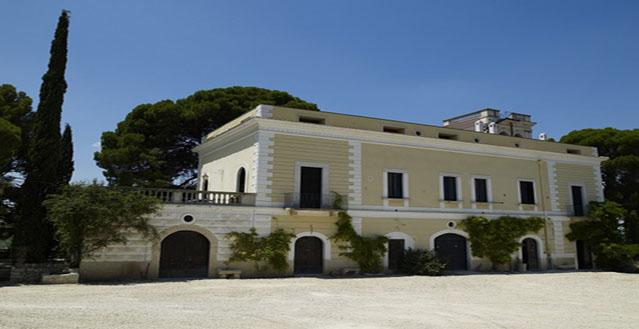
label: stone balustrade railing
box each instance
[127,188,256,206]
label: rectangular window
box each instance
[383,126,405,134]
[387,172,404,199]
[571,185,585,216]
[298,116,325,125]
[443,176,457,201]
[519,181,535,204]
[300,166,323,208]
[474,178,488,202]
[438,133,458,140]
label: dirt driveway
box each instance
[1,272,637,329]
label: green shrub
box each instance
[598,243,639,272]
[332,211,388,273]
[226,228,295,273]
[566,201,639,272]
[459,216,545,269]
[400,248,447,276]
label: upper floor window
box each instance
[438,133,458,140]
[387,172,404,199]
[236,168,246,193]
[298,116,325,125]
[383,126,405,134]
[443,176,458,201]
[519,180,535,204]
[473,178,489,202]
[571,185,586,216]
[201,175,209,191]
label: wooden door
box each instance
[300,167,322,208]
[435,234,468,271]
[388,239,405,271]
[159,231,210,278]
[294,237,323,274]
[577,240,593,269]
[522,238,539,270]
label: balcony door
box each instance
[300,166,322,208]
[571,186,585,216]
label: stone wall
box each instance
[10,262,69,283]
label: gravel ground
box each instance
[1,272,638,329]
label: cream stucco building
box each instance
[81,105,604,280]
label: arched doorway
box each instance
[576,240,593,269]
[435,233,468,270]
[522,238,540,270]
[294,237,323,274]
[236,168,246,193]
[159,231,210,278]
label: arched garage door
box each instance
[522,238,540,270]
[294,237,323,274]
[435,233,468,271]
[159,231,210,278]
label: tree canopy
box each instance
[0,118,21,168]
[14,10,71,262]
[44,182,161,267]
[58,123,74,186]
[459,216,545,269]
[95,86,319,188]
[566,201,639,271]
[561,128,639,243]
[0,84,33,176]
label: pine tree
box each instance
[13,10,70,262]
[58,124,74,186]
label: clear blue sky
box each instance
[2,1,638,182]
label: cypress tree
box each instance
[13,10,70,262]
[58,124,74,186]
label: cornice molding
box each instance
[253,118,606,165]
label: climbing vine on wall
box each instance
[226,228,295,273]
[332,211,388,273]
[459,216,545,269]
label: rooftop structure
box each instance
[443,108,537,139]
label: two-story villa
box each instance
[81,105,604,280]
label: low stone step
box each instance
[41,272,79,284]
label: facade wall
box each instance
[265,106,596,156]
[362,216,552,271]
[554,162,601,211]
[86,106,606,280]
[272,213,357,273]
[360,143,554,212]
[268,134,351,205]
[199,134,256,193]
[80,204,269,281]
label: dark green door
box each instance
[159,231,210,278]
[435,234,468,271]
[294,237,323,274]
